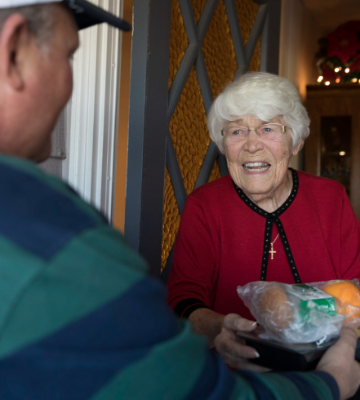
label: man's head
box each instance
[0,4,56,48]
[0,1,129,162]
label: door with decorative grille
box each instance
[125,0,281,278]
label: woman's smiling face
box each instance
[224,115,300,201]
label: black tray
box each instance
[238,328,360,371]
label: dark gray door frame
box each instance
[125,0,281,278]
[125,0,172,277]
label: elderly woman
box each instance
[166,72,360,368]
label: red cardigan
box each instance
[167,170,360,320]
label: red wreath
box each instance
[326,21,360,64]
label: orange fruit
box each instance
[322,281,360,324]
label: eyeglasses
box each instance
[221,123,290,143]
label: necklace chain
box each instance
[269,173,290,259]
[269,233,279,260]
[271,233,279,246]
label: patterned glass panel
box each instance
[191,0,207,22]
[249,38,261,72]
[162,67,210,270]
[162,169,181,268]
[209,160,221,181]
[202,1,238,98]
[235,0,261,71]
[169,67,209,195]
[162,0,261,271]
[169,0,188,88]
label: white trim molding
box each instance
[63,0,123,223]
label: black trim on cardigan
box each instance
[233,168,302,283]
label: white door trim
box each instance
[63,0,124,223]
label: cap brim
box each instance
[64,0,131,31]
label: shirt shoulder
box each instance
[297,170,346,195]
[188,175,234,202]
[0,155,107,261]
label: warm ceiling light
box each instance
[335,77,341,83]
[317,76,324,82]
[345,68,350,73]
[325,81,330,86]
[339,151,346,156]
[334,67,340,73]
[351,78,358,83]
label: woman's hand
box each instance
[316,326,360,400]
[214,313,269,372]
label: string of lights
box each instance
[315,21,360,86]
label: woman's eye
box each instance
[233,128,247,135]
[263,127,273,133]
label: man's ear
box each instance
[292,140,302,156]
[0,13,30,91]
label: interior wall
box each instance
[114,0,133,232]
[279,0,325,170]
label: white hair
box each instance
[207,72,310,154]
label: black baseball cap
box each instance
[0,0,131,31]
[64,0,131,31]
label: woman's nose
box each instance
[243,129,263,152]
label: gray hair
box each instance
[207,72,310,154]
[0,4,57,48]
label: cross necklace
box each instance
[233,169,302,283]
[269,180,292,260]
[269,233,279,260]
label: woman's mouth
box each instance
[243,162,270,172]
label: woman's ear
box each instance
[0,13,30,91]
[292,141,302,156]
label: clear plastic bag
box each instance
[237,280,360,344]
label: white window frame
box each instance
[61,0,124,223]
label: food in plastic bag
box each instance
[322,281,360,323]
[237,280,360,345]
